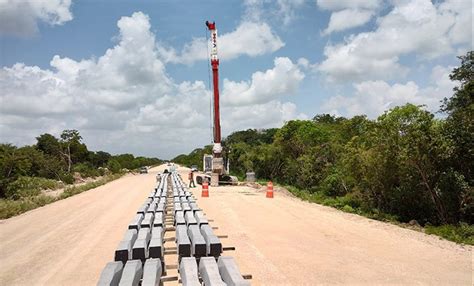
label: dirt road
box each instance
[0,168,161,285]
[0,164,472,285]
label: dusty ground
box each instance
[0,167,162,285]
[178,166,472,285]
[0,164,472,285]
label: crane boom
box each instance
[206,21,222,158]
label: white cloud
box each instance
[0,12,303,158]
[322,9,374,35]
[159,21,284,64]
[316,0,381,11]
[222,57,305,106]
[318,0,472,82]
[276,0,305,26]
[321,65,456,118]
[0,0,73,37]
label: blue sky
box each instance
[0,0,472,158]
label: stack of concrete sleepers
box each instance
[98,173,169,286]
[169,173,250,285]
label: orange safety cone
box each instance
[202,180,209,197]
[266,181,274,198]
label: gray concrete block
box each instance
[185,211,197,226]
[195,211,209,225]
[200,225,222,257]
[142,258,162,286]
[174,203,183,213]
[187,225,206,257]
[141,213,155,228]
[217,257,250,286]
[156,203,165,213]
[175,211,186,226]
[149,237,163,259]
[132,239,149,262]
[176,225,191,257]
[199,257,226,286]
[137,204,149,215]
[129,214,144,230]
[179,257,201,286]
[97,261,123,286]
[146,203,157,213]
[123,229,138,241]
[132,229,151,262]
[152,212,163,227]
[115,240,134,263]
[118,260,142,286]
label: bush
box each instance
[73,163,100,178]
[107,159,121,174]
[5,176,62,200]
[59,172,74,184]
[425,223,474,245]
[0,195,57,219]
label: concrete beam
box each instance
[142,258,162,286]
[184,211,197,227]
[128,214,144,230]
[217,257,250,286]
[199,257,226,286]
[132,228,151,262]
[141,213,154,229]
[118,260,142,286]
[115,229,138,263]
[179,257,201,286]
[187,225,206,257]
[152,212,163,227]
[176,225,191,257]
[200,225,222,257]
[97,261,123,286]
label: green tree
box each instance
[441,51,474,184]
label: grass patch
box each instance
[425,223,474,245]
[60,173,124,199]
[0,173,124,219]
[283,184,472,245]
[6,176,63,199]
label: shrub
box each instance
[59,172,74,184]
[107,159,121,174]
[5,176,62,200]
[425,223,474,245]
[73,163,100,178]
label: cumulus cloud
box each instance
[316,0,381,11]
[317,0,381,35]
[321,65,457,118]
[222,57,305,106]
[318,0,472,82]
[322,9,374,35]
[158,21,284,64]
[0,0,73,37]
[0,12,303,158]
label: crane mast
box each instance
[206,21,224,185]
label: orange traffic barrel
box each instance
[202,180,209,197]
[266,181,273,198]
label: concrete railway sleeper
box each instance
[98,171,250,285]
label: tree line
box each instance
[0,130,161,199]
[174,51,473,227]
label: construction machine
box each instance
[195,21,237,187]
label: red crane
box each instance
[205,20,225,186]
[206,21,222,159]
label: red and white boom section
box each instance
[206,21,223,159]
